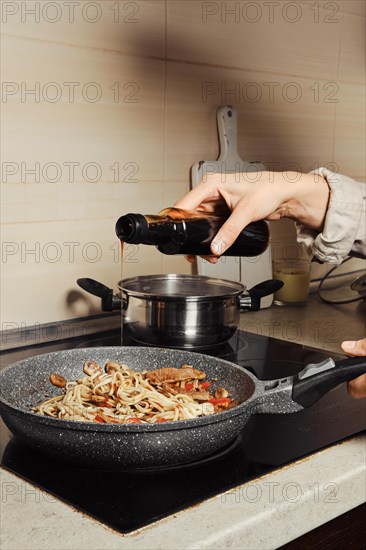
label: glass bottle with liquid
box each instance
[115,208,269,257]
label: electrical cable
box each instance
[317,257,366,304]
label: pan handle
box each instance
[292,356,366,408]
[77,278,122,311]
[240,279,284,311]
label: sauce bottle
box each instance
[115,207,269,257]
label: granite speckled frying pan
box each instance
[0,347,364,469]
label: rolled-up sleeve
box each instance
[295,168,366,264]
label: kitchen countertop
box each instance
[1,295,365,550]
[1,435,365,550]
[240,293,366,355]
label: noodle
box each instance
[32,361,222,424]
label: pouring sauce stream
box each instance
[120,240,124,347]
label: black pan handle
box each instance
[240,279,284,311]
[77,278,121,311]
[292,356,366,408]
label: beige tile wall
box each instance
[1,0,365,326]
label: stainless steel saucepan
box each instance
[77,274,283,348]
[0,346,365,469]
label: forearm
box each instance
[269,171,330,230]
[174,168,365,263]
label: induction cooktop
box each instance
[1,328,365,533]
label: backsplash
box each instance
[1,0,365,327]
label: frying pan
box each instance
[0,347,365,469]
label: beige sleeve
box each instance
[295,167,366,264]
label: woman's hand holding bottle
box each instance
[174,170,330,261]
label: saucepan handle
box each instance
[77,278,122,311]
[240,279,284,311]
[292,356,366,408]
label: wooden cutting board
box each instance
[190,105,274,308]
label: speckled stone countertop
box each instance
[1,295,365,550]
[240,293,366,355]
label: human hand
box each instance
[174,172,285,260]
[341,338,366,398]
[174,171,329,259]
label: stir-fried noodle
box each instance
[33,360,236,424]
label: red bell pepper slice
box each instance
[201,381,210,389]
[208,397,231,406]
[185,383,194,391]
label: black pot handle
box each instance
[240,279,284,311]
[292,356,366,408]
[77,278,121,311]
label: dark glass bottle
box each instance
[115,208,269,257]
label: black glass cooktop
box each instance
[1,329,365,533]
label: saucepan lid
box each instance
[118,274,245,300]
